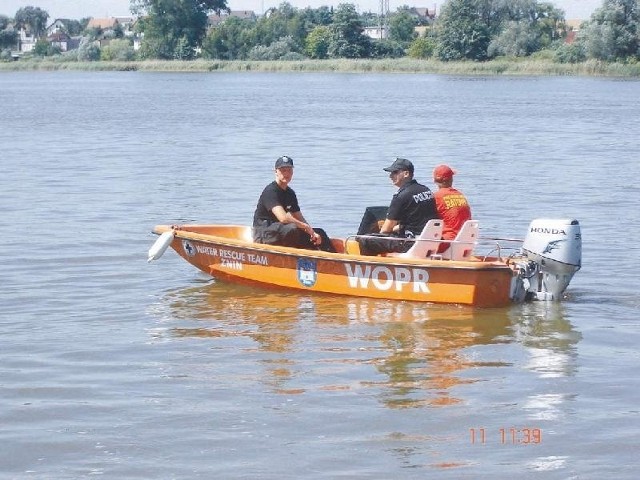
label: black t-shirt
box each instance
[253,181,300,227]
[387,179,437,235]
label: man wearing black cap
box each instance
[358,158,437,256]
[253,156,335,251]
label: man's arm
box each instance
[270,207,318,240]
[290,210,321,244]
[379,219,399,234]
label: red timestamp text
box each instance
[469,427,542,445]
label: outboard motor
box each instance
[521,219,582,300]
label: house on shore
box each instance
[86,17,120,31]
[364,7,436,40]
[564,19,585,44]
[17,28,37,52]
[43,19,82,52]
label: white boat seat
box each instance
[448,220,479,261]
[395,219,444,259]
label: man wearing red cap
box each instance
[432,164,472,252]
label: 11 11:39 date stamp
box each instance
[469,427,542,445]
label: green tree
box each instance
[14,6,49,37]
[370,39,405,58]
[389,10,417,45]
[101,38,136,60]
[247,35,305,60]
[174,36,194,59]
[131,0,228,59]
[248,3,308,55]
[435,0,490,60]
[0,15,18,50]
[328,3,371,58]
[553,41,587,63]
[300,6,333,27]
[435,0,566,60]
[407,35,436,58]
[305,25,332,58]
[0,14,10,30]
[580,0,639,60]
[202,16,253,60]
[488,20,541,56]
[0,30,17,50]
[77,38,101,61]
[533,2,567,47]
[493,1,566,50]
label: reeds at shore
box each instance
[2,57,640,77]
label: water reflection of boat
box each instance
[373,311,514,408]
[157,282,517,407]
[509,302,582,422]
[511,302,582,378]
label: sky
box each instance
[0,0,603,21]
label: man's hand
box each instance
[310,231,321,246]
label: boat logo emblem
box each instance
[297,258,317,288]
[542,239,565,254]
[182,240,196,257]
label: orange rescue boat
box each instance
[148,218,581,308]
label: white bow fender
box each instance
[147,230,175,262]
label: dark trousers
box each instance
[253,222,335,252]
[357,233,412,256]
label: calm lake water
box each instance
[1,71,639,479]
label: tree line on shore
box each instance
[1,0,639,65]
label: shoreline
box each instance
[1,58,640,77]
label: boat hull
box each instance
[153,225,515,308]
